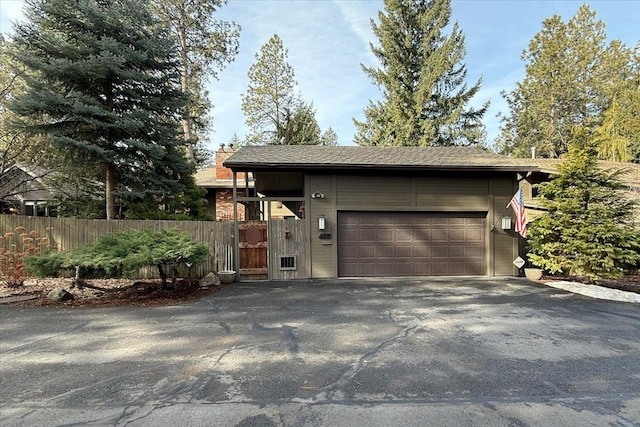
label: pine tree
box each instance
[527,129,640,280]
[241,34,298,145]
[9,0,193,219]
[497,5,637,159]
[152,0,240,163]
[353,0,487,147]
[241,34,338,146]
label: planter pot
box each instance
[217,270,236,284]
[524,268,543,281]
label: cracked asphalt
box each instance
[1,277,640,426]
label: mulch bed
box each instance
[0,278,225,307]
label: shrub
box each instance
[527,131,640,280]
[1,226,55,287]
[25,228,209,287]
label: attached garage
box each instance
[338,211,486,277]
[224,145,539,279]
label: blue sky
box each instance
[1,0,639,152]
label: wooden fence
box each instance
[0,215,234,279]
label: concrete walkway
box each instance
[540,279,640,303]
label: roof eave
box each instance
[224,162,540,173]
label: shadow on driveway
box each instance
[1,277,639,426]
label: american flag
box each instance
[509,189,527,238]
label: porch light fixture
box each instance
[318,215,326,230]
[501,216,512,230]
[311,191,325,199]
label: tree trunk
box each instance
[178,24,195,162]
[105,163,116,220]
[157,263,167,288]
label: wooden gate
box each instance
[239,220,268,279]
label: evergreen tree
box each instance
[527,129,640,280]
[9,0,194,219]
[241,34,338,146]
[497,5,637,159]
[277,102,322,146]
[152,0,240,163]
[320,127,339,146]
[353,0,487,147]
[241,34,297,145]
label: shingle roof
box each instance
[194,166,254,188]
[522,158,640,188]
[224,146,538,172]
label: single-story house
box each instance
[224,145,539,280]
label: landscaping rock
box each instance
[199,272,221,289]
[47,288,74,302]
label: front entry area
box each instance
[337,211,486,277]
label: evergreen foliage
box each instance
[9,0,194,219]
[353,0,487,147]
[241,34,338,145]
[26,229,209,286]
[152,0,240,163]
[527,129,640,280]
[497,5,640,159]
[0,35,49,195]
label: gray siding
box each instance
[307,175,335,278]
[416,177,489,210]
[307,172,520,278]
[491,177,520,276]
[337,176,412,208]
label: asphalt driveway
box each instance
[1,277,639,426]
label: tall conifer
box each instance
[10,0,192,219]
[527,130,640,279]
[354,0,487,147]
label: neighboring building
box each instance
[520,158,640,223]
[194,146,251,220]
[195,145,296,221]
[224,145,539,279]
[0,164,56,216]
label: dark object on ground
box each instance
[47,288,74,302]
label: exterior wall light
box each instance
[501,216,512,230]
[311,191,325,199]
[318,215,326,230]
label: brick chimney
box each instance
[215,143,234,179]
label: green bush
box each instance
[26,229,209,286]
[527,131,640,280]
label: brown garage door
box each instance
[338,211,486,277]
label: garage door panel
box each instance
[358,246,376,258]
[338,211,486,277]
[432,262,449,275]
[467,228,484,242]
[396,228,413,242]
[431,244,449,258]
[450,244,466,258]
[396,245,413,258]
[358,229,376,242]
[466,246,484,259]
[431,229,448,241]
[378,229,394,242]
[414,263,432,275]
[450,229,466,241]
